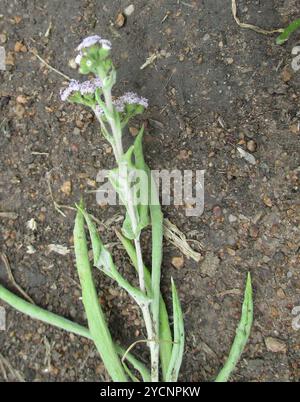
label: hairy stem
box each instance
[97,78,158,381]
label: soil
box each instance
[0,0,300,382]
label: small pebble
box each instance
[68,58,77,69]
[265,337,287,353]
[171,256,184,269]
[124,4,135,16]
[263,195,273,208]
[73,127,81,135]
[0,33,7,44]
[212,205,222,218]
[14,41,27,52]
[115,13,126,28]
[247,140,257,152]
[228,214,237,223]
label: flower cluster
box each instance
[114,92,149,110]
[60,78,103,101]
[75,35,112,65]
[94,92,148,116]
[61,37,148,122]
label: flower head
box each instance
[94,104,105,117]
[60,80,81,101]
[114,92,148,112]
[79,78,103,95]
[76,35,112,52]
[60,78,103,101]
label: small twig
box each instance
[43,336,52,373]
[0,253,35,305]
[0,212,18,219]
[232,0,283,35]
[163,218,202,262]
[46,173,68,217]
[30,49,71,81]
[31,151,49,156]
[121,339,151,365]
[140,53,158,70]
[0,352,25,382]
[0,356,7,380]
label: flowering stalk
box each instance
[0,34,253,384]
[60,35,168,381]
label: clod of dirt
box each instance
[16,95,28,104]
[14,104,25,119]
[177,149,191,160]
[200,252,220,277]
[5,51,15,66]
[60,180,72,195]
[265,337,287,353]
[14,41,27,52]
[129,126,138,136]
[281,66,293,83]
[115,13,126,28]
[263,195,273,208]
[13,15,22,24]
[171,256,184,269]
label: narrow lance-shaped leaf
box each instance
[0,284,151,382]
[133,126,149,233]
[165,278,185,382]
[73,205,128,382]
[78,206,151,306]
[148,166,164,378]
[215,272,253,382]
[116,230,173,380]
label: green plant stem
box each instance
[116,231,172,381]
[0,284,150,381]
[95,73,158,381]
[0,284,91,339]
[74,207,128,382]
[149,170,164,381]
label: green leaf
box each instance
[0,284,151,382]
[276,18,300,45]
[215,272,253,382]
[78,206,151,306]
[116,230,172,381]
[133,127,149,232]
[147,167,164,374]
[73,205,128,382]
[122,212,135,239]
[165,278,185,382]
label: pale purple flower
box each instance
[60,80,80,101]
[79,78,103,95]
[114,92,149,111]
[94,104,105,117]
[60,78,103,101]
[76,35,112,52]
